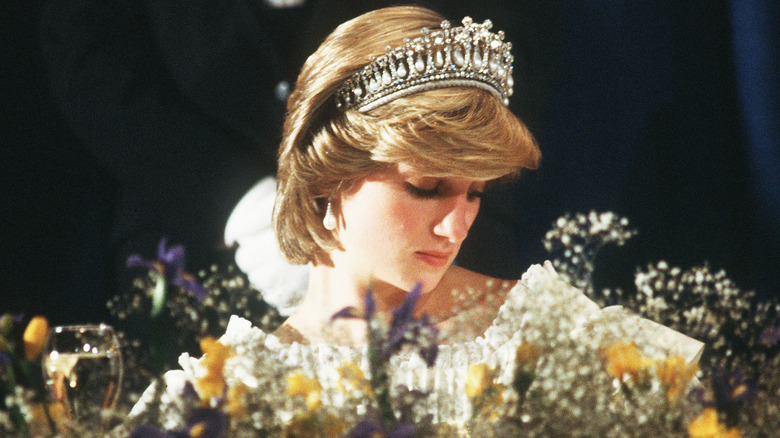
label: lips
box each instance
[414,250,453,268]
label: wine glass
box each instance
[43,324,123,430]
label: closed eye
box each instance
[406,182,442,198]
[406,181,485,202]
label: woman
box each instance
[129,6,703,431]
[270,6,540,345]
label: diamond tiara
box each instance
[335,16,514,112]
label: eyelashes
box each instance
[406,182,440,198]
[405,182,485,201]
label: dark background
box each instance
[3,1,778,324]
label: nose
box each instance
[433,195,479,244]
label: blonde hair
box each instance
[274,6,541,264]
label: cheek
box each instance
[340,187,415,243]
[383,196,430,236]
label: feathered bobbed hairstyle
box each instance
[274,6,541,264]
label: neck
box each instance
[307,264,412,315]
[283,264,410,345]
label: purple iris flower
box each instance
[364,287,377,321]
[690,368,757,427]
[185,408,229,438]
[389,284,420,333]
[332,283,438,366]
[349,418,417,438]
[710,370,756,412]
[126,237,207,302]
[386,283,438,366]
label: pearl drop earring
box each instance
[323,200,337,230]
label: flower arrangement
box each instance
[109,213,780,436]
[3,212,779,437]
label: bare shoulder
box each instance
[420,266,517,343]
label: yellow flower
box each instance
[465,363,505,421]
[226,382,248,418]
[200,337,232,371]
[600,341,651,383]
[336,360,373,397]
[189,423,206,437]
[656,355,699,402]
[196,337,233,401]
[465,363,493,398]
[286,371,323,411]
[197,374,224,402]
[23,316,49,361]
[688,408,743,438]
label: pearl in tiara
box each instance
[335,16,514,112]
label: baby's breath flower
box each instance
[543,211,637,299]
